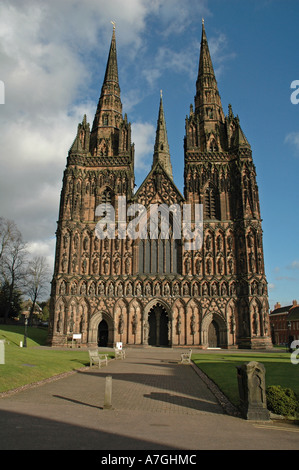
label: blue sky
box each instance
[0,0,298,308]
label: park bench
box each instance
[114,348,126,360]
[88,349,108,368]
[180,349,192,364]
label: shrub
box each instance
[266,385,299,417]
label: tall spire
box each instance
[94,23,122,127]
[195,20,224,125]
[184,21,226,153]
[152,92,173,180]
[103,22,119,85]
[90,23,123,156]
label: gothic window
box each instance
[209,138,218,152]
[101,188,114,220]
[99,139,108,156]
[138,213,181,275]
[204,184,220,220]
[102,114,108,126]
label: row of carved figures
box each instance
[59,226,263,254]
[60,249,262,277]
[58,277,267,298]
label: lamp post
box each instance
[287,320,292,352]
[23,316,28,348]
[271,323,275,345]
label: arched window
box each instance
[204,184,220,220]
[209,138,218,152]
[100,188,114,220]
[101,189,112,205]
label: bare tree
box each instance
[25,256,51,326]
[0,218,27,322]
[0,217,22,264]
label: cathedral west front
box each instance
[48,22,272,350]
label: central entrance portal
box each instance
[148,304,169,346]
[98,319,108,347]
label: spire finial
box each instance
[160,89,163,99]
[111,20,116,30]
[202,18,205,25]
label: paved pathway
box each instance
[0,347,298,450]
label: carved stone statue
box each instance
[236,361,270,420]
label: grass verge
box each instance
[192,351,299,409]
[0,326,111,394]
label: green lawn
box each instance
[192,351,299,408]
[0,326,99,393]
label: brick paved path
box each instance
[94,347,222,415]
[0,347,298,450]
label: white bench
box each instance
[180,349,192,364]
[114,348,126,360]
[88,349,108,368]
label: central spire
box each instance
[152,93,173,180]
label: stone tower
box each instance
[184,21,271,348]
[48,22,272,349]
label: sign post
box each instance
[103,376,113,410]
[0,340,5,365]
[72,333,82,348]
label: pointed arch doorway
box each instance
[201,312,227,349]
[148,304,169,347]
[88,311,114,348]
[98,319,108,347]
[208,320,220,348]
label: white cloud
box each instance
[131,122,156,171]
[139,30,234,92]
[140,41,200,91]
[289,260,299,270]
[148,0,210,36]
[285,132,299,155]
[27,239,56,270]
[208,32,236,77]
[0,103,96,242]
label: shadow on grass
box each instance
[0,325,48,346]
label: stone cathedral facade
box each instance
[48,23,272,349]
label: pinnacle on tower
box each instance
[69,114,90,155]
